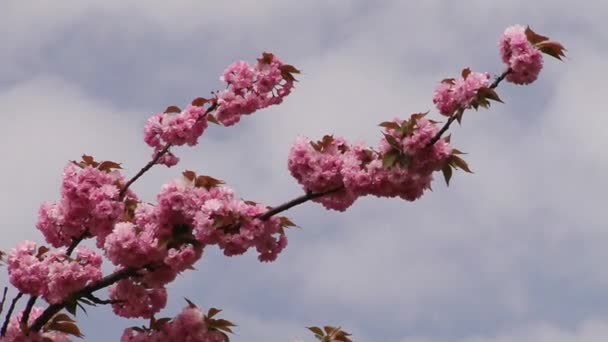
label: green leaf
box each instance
[442,163,453,186]
[382,133,400,149]
[382,150,399,168]
[307,326,325,337]
[449,155,473,173]
[206,113,221,125]
[378,121,401,130]
[455,110,464,125]
[279,216,298,228]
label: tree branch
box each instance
[0,288,8,318]
[29,267,141,332]
[1,292,23,337]
[20,295,37,327]
[426,68,511,147]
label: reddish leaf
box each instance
[98,161,122,172]
[191,97,208,107]
[182,170,196,182]
[195,175,224,189]
[164,105,181,114]
[461,67,471,79]
[206,113,221,125]
[537,41,567,61]
[525,26,549,45]
[257,52,275,65]
[207,307,221,318]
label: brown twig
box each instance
[258,186,344,221]
[119,144,173,200]
[20,296,38,327]
[0,287,8,318]
[1,292,23,336]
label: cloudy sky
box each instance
[1,1,607,341]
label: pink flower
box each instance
[110,279,167,319]
[433,71,490,116]
[499,25,544,85]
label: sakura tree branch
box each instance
[20,295,37,327]
[29,267,142,332]
[0,287,7,318]
[119,144,173,200]
[257,70,514,219]
[1,292,23,337]
[257,186,344,221]
[118,101,218,200]
[426,68,511,147]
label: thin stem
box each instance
[1,292,23,337]
[118,101,218,200]
[20,296,37,327]
[0,287,8,317]
[66,232,89,256]
[119,144,172,200]
[258,186,344,221]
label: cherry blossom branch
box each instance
[0,292,23,337]
[20,295,37,327]
[427,68,511,147]
[119,144,173,200]
[258,186,344,221]
[118,102,218,200]
[0,288,7,318]
[29,267,142,332]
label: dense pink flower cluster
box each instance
[215,53,295,126]
[144,105,209,167]
[109,278,167,319]
[106,175,287,318]
[7,241,102,304]
[499,25,543,84]
[432,70,490,116]
[120,306,226,342]
[36,161,134,248]
[288,114,453,211]
[1,307,70,342]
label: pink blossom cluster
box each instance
[109,278,168,319]
[499,25,543,84]
[1,307,70,342]
[106,175,287,318]
[7,241,102,304]
[144,105,209,167]
[36,161,134,248]
[432,70,490,116]
[120,306,226,342]
[215,53,295,126]
[288,114,453,211]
